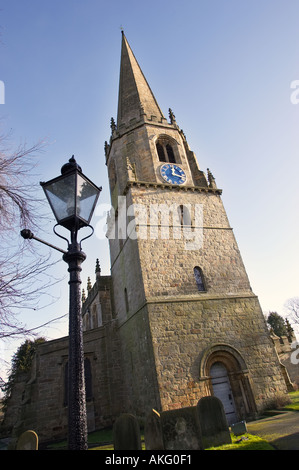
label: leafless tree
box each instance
[0,132,66,343]
[284,297,299,326]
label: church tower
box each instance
[105,32,287,423]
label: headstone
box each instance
[160,406,202,450]
[144,409,164,450]
[113,413,142,450]
[16,430,38,450]
[231,421,247,436]
[197,396,231,449]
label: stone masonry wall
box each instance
[146,296,287,414]
[1,325,121,444]
[129,185,252,299]
[116,309,161,419]
[119,184,288,417]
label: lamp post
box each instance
[23,156,101,450]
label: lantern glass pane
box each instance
[44,174,76,222]
[76,174,99,223]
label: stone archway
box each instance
[199,344,257,422]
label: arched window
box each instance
[166,144,175,163]
[156,143,166,162]
[92,305,98,329]
[194,266,206,292]
[84,358,92,401]
[156,138,177,163]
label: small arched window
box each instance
[124,288,129,313]
[178,205,192,226]
[194,266,206,292]
[109,159,117,190]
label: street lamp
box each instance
[41,155,100,234]
[23,156,101,450]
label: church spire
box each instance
[117,32,166,130]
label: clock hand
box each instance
[172,168,181,177]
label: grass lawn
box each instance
[205,433,274,450]
[89,431,274,451]
[283,390,299,411]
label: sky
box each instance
[0,0,299,381]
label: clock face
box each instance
[160,164,186,185]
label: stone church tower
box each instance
[104,32,287,424]
[1,33,289,444]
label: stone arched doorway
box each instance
[199,344,257,423]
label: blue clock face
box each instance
[160,164,186,185]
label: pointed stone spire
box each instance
[117,32,166,129]
[87,277,92,292]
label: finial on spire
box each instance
[82,289,86,303]
[110,117,116,133]
[87,277,92,292]
[207,168,217,189]
[95,258,101,273]
[96,258,101,280]
[168,108,176,124]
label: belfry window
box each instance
[166,144,175,163]
[156,139,176,163]
[156,143,166,162]
[194,266,206,292]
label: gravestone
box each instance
[113,413,142,450]
[16,430,38,450]
[160,406,202,450]
[197,396,231,449]
[231,421,247,436]
[144,409,164,450]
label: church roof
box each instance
[117,32,165,128]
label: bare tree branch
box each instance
[0,131,65,342]
[0,133,47,234]
[284,297,299,325]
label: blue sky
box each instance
[1,0,299,378]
